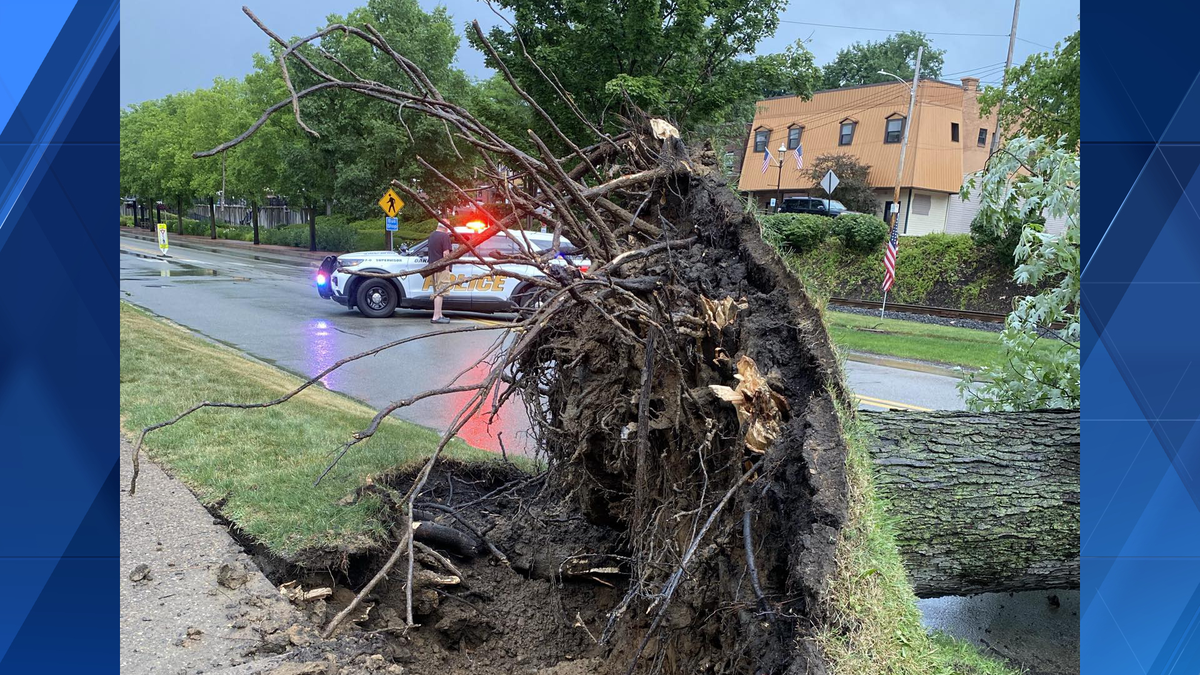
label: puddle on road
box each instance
[119,249,251,282]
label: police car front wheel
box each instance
[356,279,398,318]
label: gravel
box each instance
[827,304,1005,333]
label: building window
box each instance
[912,193,931,216]
[839,121,856,146]
[977,128,988,147]
[951,122,960,142]
[754,129,769,153]
[885,117,904,144]
[787,127,802,149]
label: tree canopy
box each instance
[119,0,535,220]
[467,0,821,139]
[821,31,945,90]
[959,136,1080,411]
[979,30,1080,149]
[806,153,878,215]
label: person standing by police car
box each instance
[427,222,453,324]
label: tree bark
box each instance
[252,202,260,245]
[177,196,184,235]
[309,205,317,252]
[863,409,1079,598]
[209,196,217,239]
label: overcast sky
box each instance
[120,0,1079,107]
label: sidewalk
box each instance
[120,435,308,673]
[120,227,333,266]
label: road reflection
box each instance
[434,332,533,456]
[303,319,342,390]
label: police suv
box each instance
[315,224,587,318]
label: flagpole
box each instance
[879,46,922,323]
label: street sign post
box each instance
[820,170,839,213]
[378,188,404,217]
[378,188,405,249]
[157,223,169,254]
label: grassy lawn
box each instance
[825,310,1060,370]
[120,302,502,558]
[818,406,1020,675]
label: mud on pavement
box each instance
[120,436,397,674]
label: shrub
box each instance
[831,213,888,253]
[260,224,306,247]
[317,221,358,252]
[970,209,1045,268]
[761,213,830,253]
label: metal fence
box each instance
[121,200,310,228]
[185,203,309,228]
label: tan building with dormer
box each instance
[736,77,1063,236]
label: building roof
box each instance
[737,79,996,195]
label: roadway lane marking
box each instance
[120,242,212,267]
[468,318,515,328]
[854,394,931,412]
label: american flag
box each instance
[882,219,900,292]
[793,143,804,171]
[760,149,773,174]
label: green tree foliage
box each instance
[970,207,1044,269]
[806,153,878,215]
[979,31,1080,149]
[468,0,821,141]
[958,136,1080,411]
[119,0,537,224]
[821,31,945,90]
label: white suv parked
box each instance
[316,226,587,318]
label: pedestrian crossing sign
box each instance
[157,223,169,253]
[378,188,404,217]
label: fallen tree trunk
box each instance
[864,409,1080,598]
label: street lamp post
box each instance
[877,45,923,319]
[775,142,787,213]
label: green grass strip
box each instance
[119,302,502,558]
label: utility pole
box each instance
[883,45,922,318]
[775,142,786,213]
[991,0,1020,153]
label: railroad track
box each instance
[828,297,1009,324]
[827,297,1069,331]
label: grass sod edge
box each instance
[817,401,1022,675]
[119,301,521,560]
[824,310,1063,371]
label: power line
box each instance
[776,19,1009,38]
[1016,36,1053,50]
[942,61,1005,77]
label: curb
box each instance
[121,229,326,267]
[842,351,965,378]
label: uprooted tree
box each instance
[865,409,1080,598]
[127,9,1078,674]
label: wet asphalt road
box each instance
[120,233,536,454]
[118,231,1076,673]
[118,231,959,450]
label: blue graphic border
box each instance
[1083,1,1200,673]
[0,0,119,671]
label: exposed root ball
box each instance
[509,168,850,674]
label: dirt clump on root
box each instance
[293,168,852,675]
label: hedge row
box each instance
[122,212,440,252]
[761,212,889,254]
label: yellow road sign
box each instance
[378,188,404,217]
[157,223,169,253]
